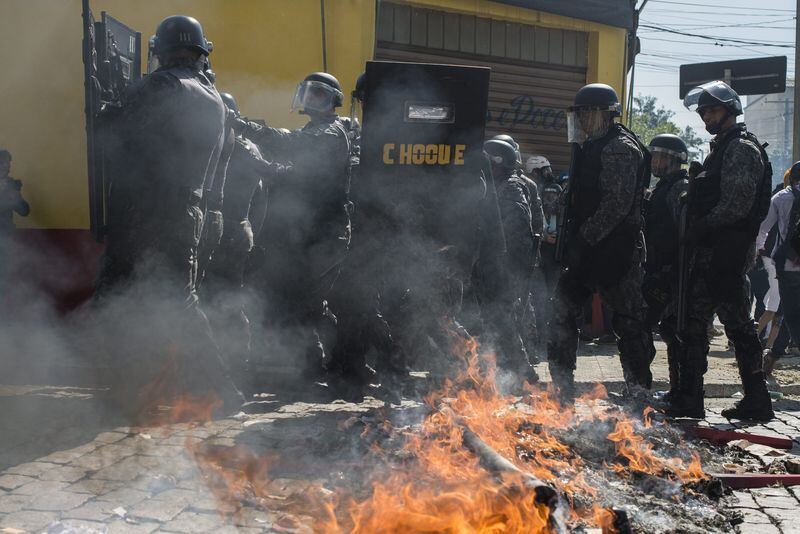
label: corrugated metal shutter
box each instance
[375,2,588,172]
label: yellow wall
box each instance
[0,0,375,229]
[0,0,625,230]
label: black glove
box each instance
[685,218,710,249]
[567,233,591,272]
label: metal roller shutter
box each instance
[374,3,588,172]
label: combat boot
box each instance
[664,347,705,419]
[664,390,705,419]
[548,363,575,405]
[721,371,774,421]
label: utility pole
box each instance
[793,0,799,161]
[627,0,649,126]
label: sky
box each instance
[632,0,796,139]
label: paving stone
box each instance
[50,519,109,532]
[105,519,160,534]
[765,506,800,524]
[0,474,35,491]
[12,480,68,495]
[96,487,151,508]
[137,445,184,458]
[128,497,186,522]
[188,496,236,515]
[91,456,161,482]
[4,461,59,478]
[71,451,123,471]
[95,431,130,444]
[738,523,781,534]
[66,478,124,496]
[751,487,794,498]
[39,443,99,464]
[38,465,89,483]
[158,510,223,532]
[150,488,204,506]
[61,499,118,521]
[753,494,800,510]
[731,491,759,509]
[0,510,59,531]
[26,489,91,511]
[0,493,30,514]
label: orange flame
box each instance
[171,329,707,531]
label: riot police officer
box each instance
[244,72,352,379]
[0,149,29,299]
[0,150,29,232]
[97,15,243,411]
[642,134,689,402]
[201,93,290,380]
[482,139,537,380]
[548,83,652,402]
[667,81,774,420]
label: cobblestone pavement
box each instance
[0,338,798,533]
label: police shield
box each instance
[82,0,142,242]
[358,60,490,272]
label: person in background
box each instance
[757,162,800,378]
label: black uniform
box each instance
[0,174,29,298]
[0,176,29,232]
[96,56,242,409]
[642,169,688,392]
[660,124,772,418]
[98,57,226,298]
[247,114,351,373]
[548,123,652,397]
[201,136,289,368]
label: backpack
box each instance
[745,132,773,233]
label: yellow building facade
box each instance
[0,0,628,232]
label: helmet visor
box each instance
[683,80,736,111]
[649,146,688,163]
[567,109,611,144]
[291,80,342,113]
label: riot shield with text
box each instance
[358,61,491,276]
[82,0,141,242]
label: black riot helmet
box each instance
[353,72,366,103]
[0,149,10,162]
[649,134,687,178]
[648,134,688,163]
[567,83,621,144]
[292,72,344,114]
[153,15,212,58]
[490,134,522,166]
[683,80,743,116]
[219,92,239,115]
[570,84,622,116]
[484,139,518,173]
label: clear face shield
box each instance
[291,80,343,114]
[683,80,736,111]
[147,36,159,74]
[567,108,612,144]
[650,148,686,178]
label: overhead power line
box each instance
[639,24,795,48]
[649,0,794,12]
[640,17,795,31]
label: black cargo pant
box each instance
[96,197,241,409]
[777,270,800,355]
[547,262,652,388]
[660,249,763,395]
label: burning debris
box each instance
[136,334,745,534]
